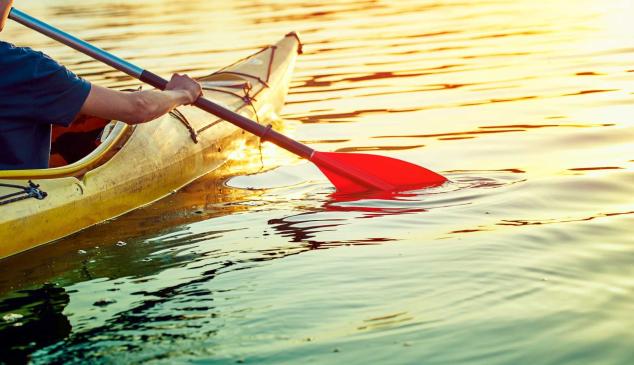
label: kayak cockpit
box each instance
[0,119,131,179]
[51,116,116,167]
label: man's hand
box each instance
[165,73,203,105]
[0,0,15,32]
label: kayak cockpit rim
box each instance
[0,122,130,179]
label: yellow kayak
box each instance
[0,33,301,259]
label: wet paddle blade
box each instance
[311,151,447,193]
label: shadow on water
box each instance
[0,285,71,364]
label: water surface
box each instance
[1,0,633,364]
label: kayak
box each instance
[0,33,302,260]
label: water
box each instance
[1,0,633,363]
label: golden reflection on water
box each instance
[1,0,634,364]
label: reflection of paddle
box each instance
[10,8,447,193]
[324,189,429,218]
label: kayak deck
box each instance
[0,33,301,260]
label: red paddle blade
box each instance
[310,151,447,194]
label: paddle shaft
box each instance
[8,8,315,160]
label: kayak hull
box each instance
[0,33,300,259]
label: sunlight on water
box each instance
[1,0,633,364]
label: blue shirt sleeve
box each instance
[28,52,92,127]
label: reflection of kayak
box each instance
[0,33,302,259]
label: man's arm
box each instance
[80,73,202,125]
[0,0,14,32]
[0,1,201,125]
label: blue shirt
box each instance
[0,41,91,170]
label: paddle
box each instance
[9,8,447,193]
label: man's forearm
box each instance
[79,73,201,125]
[80,85,196,125]
[131,89,193,124]
[0,0,15,32]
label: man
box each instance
[0,0,203,170]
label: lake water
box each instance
[1,0,633,364]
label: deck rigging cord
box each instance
[169,108,199,143]
[200,72,271,170]
[0,181,48,206]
